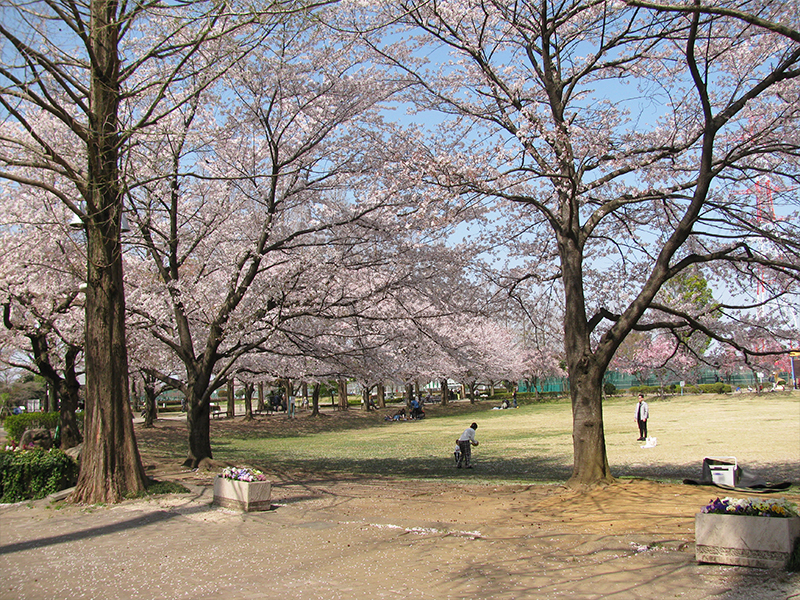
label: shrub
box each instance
[0,449,79,503]
[698,383,731,394]
[4,411,84,445]
[603,382,617,396]
[4,412,60,444]
[527,391,564,403]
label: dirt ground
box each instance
[1,400,799,600]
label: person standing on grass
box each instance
[635,393,649,441]
[456,422,479,468]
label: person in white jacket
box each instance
[456,423,479,468]
[635,394,649,441]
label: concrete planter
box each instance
[695,512,800,569]
[213,476,272,512]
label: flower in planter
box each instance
[220,467,267,482]
[701,496,798,518]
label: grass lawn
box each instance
[190,390,799,488]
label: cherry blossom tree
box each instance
[126,316,185,428]
[611,332,696,392]
[0,0,286,502]
[0,191,85,448]
[122,12,443,466]
[352,0,800,485]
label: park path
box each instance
[1,476,798,600]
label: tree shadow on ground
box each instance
[211,448,799,488]
[0,492,213,556]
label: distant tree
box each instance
[612,332,695,395]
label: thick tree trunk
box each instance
[567,363,613,486]
[283,379,293,412]
[184,387,213,468]
[377,383,385,408]
[440,379,449,405]
[560,234,614,487]
[70,0,147,504]
[72,219,146,501]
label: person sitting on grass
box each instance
[385,408,407,421]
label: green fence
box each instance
[520,368,794,395]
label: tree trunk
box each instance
[43,381,52,413]
[567,362,613,486]
[58,347,83,449]
[143,383,158,428]
[283,379,293,411]
[243,381,254,421]
[560,233,614,487]
[377,383,385,408]
[184,382,213,468]
[69,0,147,503]
[311,383,321,416]
[362,383,376,411]
[257,382,265,412]
[72,217,146,501]
[226,380,235,418]
[440,379,449,405]
[338,379,348,410]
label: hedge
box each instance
[3,412,60,444]
[0,449,78,503]
[698,382,732,394]
[3,411,84,444]
[629,383,732,395]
